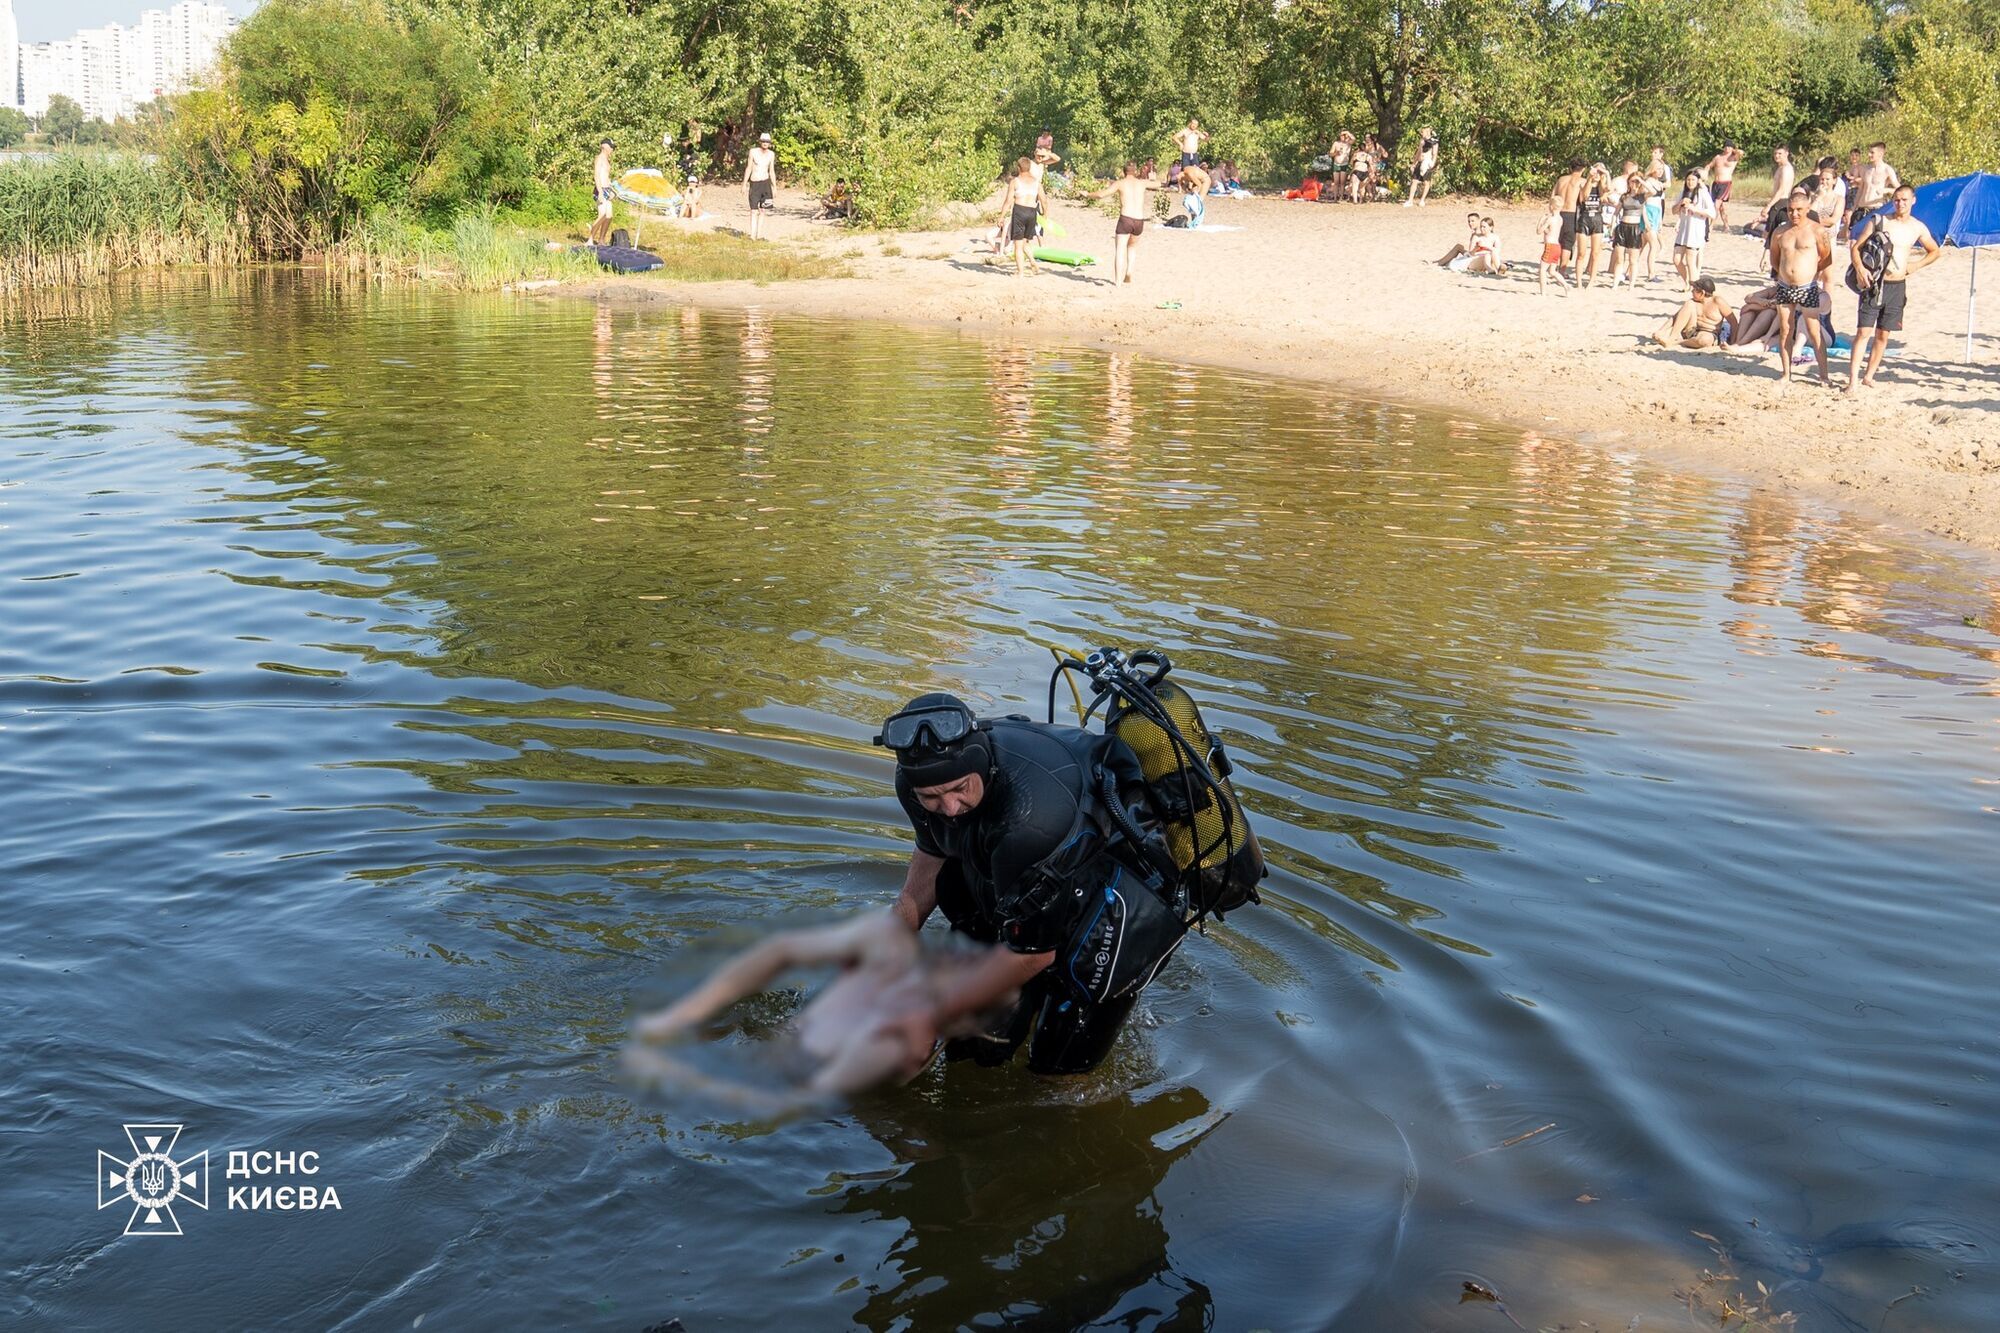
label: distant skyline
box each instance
[11,0,256,43]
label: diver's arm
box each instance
[893,851,944,930]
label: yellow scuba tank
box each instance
[1096,652,1264,919]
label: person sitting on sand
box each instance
[680,174,703,220]
[1448,217,1505,275]
[1435,210,1484,267]
[821,177,854,220]
[629,913,1028,1111]
[1651,276,1735,349]
[1725,283,1785,349]
[1139,156,1157,180]
[1284,173,1323,202]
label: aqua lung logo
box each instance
[98,1123,208,1236]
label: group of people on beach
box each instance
[1285,127,1441,206]
[988,119,1231,285]
[1419,131,1940,389]
[1653,179,1939,391]
[585,128,780,246]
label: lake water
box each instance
[3,274,1998,1331]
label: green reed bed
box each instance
[0,153,246,293]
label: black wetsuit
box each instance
[897,719,1166,1074]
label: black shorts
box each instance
[1115,215,1144,236]
[1413,162,1434,182]
[1576,206,1603,236]
[748,178,773,209]
[1856,278,1908,332]
[1713,180,1733,203]
[1614,221,1646,249]
[1009,203,1039,241]
[1558,212,1578,249]
[1179,151,1200,167]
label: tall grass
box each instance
[0,152,246,293]
[332,208,602,290]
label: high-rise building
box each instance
[14,1,233,121]
[1,0,19,112]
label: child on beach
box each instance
[1537,199,1569,294]
[680,174,703,219]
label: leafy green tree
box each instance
[42,95,86,145]
[0,108,31,149]
[168,0,532,253]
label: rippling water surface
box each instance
[3,275,1998,1330]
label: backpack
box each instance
[1844,226,1891,293]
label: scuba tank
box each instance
[1047,647,1265,922]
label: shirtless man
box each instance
[998,155,1046,275]
[1767,193,1834,386]
[1173,118,1210,167]
[1098,161,1153,286]
[1859,142,1901,215]
[1848,183,1942,391]
[1762,146,1795,234]
[744,130,776,240]
[589,139,615,246]
[1651,276,1734,349]
[1177,159,1211,228]
[1706,144,1743,227]
[1552,158,1587,269]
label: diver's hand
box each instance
[884,1009,941,1081]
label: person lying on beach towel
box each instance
[1283,175,1322,201]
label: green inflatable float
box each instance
[1033,248,1096,267]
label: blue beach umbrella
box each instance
[1850,171,2000,361]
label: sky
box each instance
[11,0,259,44]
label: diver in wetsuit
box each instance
[882,692,1182,1075]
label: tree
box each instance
[0,107,30,149]
[42,95,85,145]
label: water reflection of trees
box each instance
[123,279,2000,966]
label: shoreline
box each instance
[546,187,2000,558]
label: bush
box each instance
[167,0,533,255]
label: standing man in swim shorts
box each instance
[589,139,615,246]
[1763,146,1795,234]
[1404,126,1439,207]
[1552,158,1586,272]
[1706,143,1743,228]
[1767,193,1835,387]
[1099,161,1154,287]
[999,156,1046,275]
[1859,142,1901,217]
[1173,118,1209,168]
[744,130,776,240]
[1848,184,1941,392]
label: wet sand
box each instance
[557,184,2000,554]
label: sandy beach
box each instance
[560,184,2000,555]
